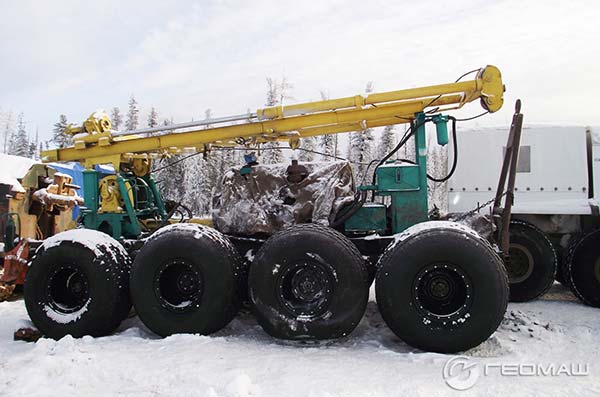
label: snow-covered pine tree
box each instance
[316,91,338,162]
[347,82,375,181]
[10,113,30,157]
[347,128,374,182]
[52,114,72,148]
[125,95,139,131]
[261,77,289,164]
[148,107,159,128]
[318,134,336,161]
[2,110,14,154]
[110,107,123,130]
[298,136,316,162]
[201,108,232,209]
[265,77,279,108]
[154,118,186,206]
[28,128,39,159]
[377,125,396,160]
[182,155,210,216]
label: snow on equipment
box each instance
[0,155,79,301]
[31,65,513,353]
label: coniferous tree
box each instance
[28,128,39,159]
[298,136,316,162]
[377,125,396,160]
[2,111,14,154]
[110,107,123,130]
[125,95,139,131]
[347,82,375,181]
[52,114,71,148]
[316,92,338,162]
[318,134,337,161]
[148,107,159,128]
[182,155,210,215]
[261,77,291,164]
[202,109,224,206]
[11,113,30,157]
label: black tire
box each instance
[559,234,581,290]
[376,221,508,353]
[249,224,369,340]
[565,229,600,307]
[24,229,131,339]
[506,220,557,302]
[130,224,243,337]
[555,247,566,285]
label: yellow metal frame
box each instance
[42,65,504,170]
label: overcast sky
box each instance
[1,0,599,141]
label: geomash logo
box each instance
[443,356,480,390]
[442,356,589,391]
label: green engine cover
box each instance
[344,203,387,234]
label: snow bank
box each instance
[0,284,599,396]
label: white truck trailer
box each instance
[448,126,600,306]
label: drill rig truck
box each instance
[25,65,512,353]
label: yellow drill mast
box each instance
[42,66,503,172]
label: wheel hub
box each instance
[47,266,90,314]
[176,271,200,295]
[277,261,334,317]
[291,268,326,302]
[413,263,472,321]
[429,276,452,299]
[507,243,534,283]
[155,260,203,312]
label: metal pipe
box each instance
[112,112,258,137]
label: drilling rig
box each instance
[25,65,513,353]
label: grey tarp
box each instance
[212,161,355,236]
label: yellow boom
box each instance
[42,65,504,170]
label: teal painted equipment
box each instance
[344,203,387,233]
[2,213,20,252]
[81,170,167,240]
[346,112,449,234]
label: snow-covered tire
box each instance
[565,229,600,307]
[130,224,243,337]
[506,220,557,302]
[376,221,508,353]
[249,224,369,340]
[24,230,131,339]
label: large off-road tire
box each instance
[558,234,581,290]
[565,229,600,307]
[24,229,131,339]
[249,224,369,340]
[555,247,566,285]
[376,221,508,353]
[506,220,557,302]
[130,224,243,337]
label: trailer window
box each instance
[503,145,531,173]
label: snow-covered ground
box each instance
[1,284,599,396]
